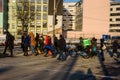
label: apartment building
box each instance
[75,1,83,31]
[63,2,76,31]
[8,0,62,39]
[109,1,120,32]
[0,0,3,31]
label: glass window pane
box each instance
[43,6,47,12]
[43,22,47,28]
[37,5,41,11]
[43,13,47,20]
[36,13,41,20]
[30,0,35,3]
[37,0,41,3]
[43,0,48,4]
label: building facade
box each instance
[75,1,83,31]
[8,0,62,39]
[82,0,110,35]
[109,1,120,32]
[63,2,76,31]
[66,0,120,39]
[0,0,3,30]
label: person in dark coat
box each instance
[38,34,45,54]
[57,34,66,61]
[111,39,119,58]
[100,38,105,61]
[22,32,30,56]
[53,35,59,57]
[3,31,15,57]
[35,33,39,50]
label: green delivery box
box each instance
[83,39,91,47]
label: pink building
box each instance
[66,0,120,39]
[82,0,110,34]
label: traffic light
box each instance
[55,15,58,25]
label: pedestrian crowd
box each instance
[2,31,120,62]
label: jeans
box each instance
[31,46,37,55]
[100,49,105,61]
[58,50,64,60]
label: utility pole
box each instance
[53,0,56,45]
[53,0,61,45]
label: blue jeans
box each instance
[58,50,64,60]
[31,46,37,55]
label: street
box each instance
[0,46,120,80]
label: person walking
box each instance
[35,33,40,54]
[100,38,105,61]
[3,31,15,57]
[22,32,30,56]
[111,39,119,58]
[29,32,37,56]
[38,34,45,54]
[44,35,52,57]
[52,35,59,57]
[57,34,66,61]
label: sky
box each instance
[64,0,80,2]
[64,0,120,2]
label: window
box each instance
[17,13,22,19]
[116,7,120,11]
[36,21,41,27]
[43,22,47,28]
[24,5,29,11]
[17,5,22,11]
[37,5,41,11]
[24,20,28,27]
[116,18,120,21]
[43,13,47,20]
[69,24,73,26]
[30,5,35,11]
[110,3,120,6]
[12,23,15,29]
[110,13,120,16]
[18,21,22,26]
[17,0,22,3]
[24,0,28,2]
[12,6,16,9]
[43,0,48,4]
[109,29,120,32]
[110,24,120,27]
[37,0,41,3]
[36,13,41,20]
[110,18,112,21]
[63,9,67,12]
[63,19,66,21]
[30,21,35,27]
[30,0,35,3]
[43,6,47,12]
[30,13,35,20]
[12,15,15,20]
[110,8,113,11]
[17,30,22,35]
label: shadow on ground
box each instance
[0,53,9,58]
[97,50,120,80]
